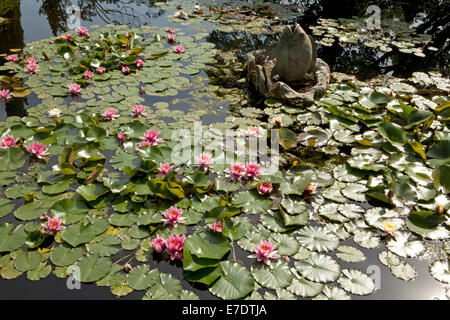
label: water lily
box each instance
[167,28,175,33]
[258,182,273,195]
[271,115,283,127]
[207,221,223,233]
[247,126,260,137]
[174,11,188,20]
[248,240,280,265]
[173,45,184,54]
[6,54,19,63]
[26,57,37,65]
[382,219,400,236]
[97,67,106,74]
[121,65,130,75]
[435,194,449,214]
[0,89,12,103]
[158,162,173,177]
[167,33,176,43]
[162,207,185,227]
[140,129,164,146]
[131,104,147,117]
[76,26,89,37]
[48,107,62,118]
[68,83,81,95]
[84,70,94,79]
[57,34,71,41]
[136,59,144,68]
[117,132,126,142]
[0,135,18,148]
[196,152,213,169]
[245,162,261,179]
[25,141,49,159]
[165,234,186,261]
[225,162,246,181]
[25,62,39,74]
[44,217,65,235]
[103,108,119,120]
[303,182,316,196]
[151,236,166,253]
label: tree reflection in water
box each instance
[38,0,166,36]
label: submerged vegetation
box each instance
[0,0,449,300]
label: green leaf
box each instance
[337,269,375,295]
[50,246,83,267]
[61,218,108,247]
[126,264,160,290]
[209,261,254,300]
[297,226,340,252]
[0,224,27,252]
[433,165,450,193]
[0,148,26,171]
[336,245,366,263]
[378,122,406,146]
[184,232,230,260]
[76,184,109,201]
[294,253,341,283]
[86,235,121,256]
[27,262,52,281]
[13,251,41,272]
[73,254,112,283]
[251,261,293,290]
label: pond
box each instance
[0,0,449,301]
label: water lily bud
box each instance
[303,182,316,196]
[123,263,133,273]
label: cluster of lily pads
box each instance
[311,17,436,57]
[0,0,450,300]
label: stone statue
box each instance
[265,24,317,83]
[245,24,330,107]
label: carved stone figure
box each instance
[245,24,330,107]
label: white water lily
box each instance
[382,219,401,235]
[435,194,449,214]
[48,107,62,118]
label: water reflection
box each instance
[0,0,24,54]
[38,0,166,36]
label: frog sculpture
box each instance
[245,23,330,107]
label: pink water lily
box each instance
[0,135,18,148]
[248,240,280,265]
[167,33,176,43]
[131,104,147,117]
[140,129,164,146]
[26,141,49,159]
[57,34,71,41]
[97,67,106,74]
[136,59,144,68]
[26,57,37,65]
[7,55,19,63]
[245,162,261,179]
[84,70,94,79]
[196,152,213,169]
[68,83,81,95]
[121,66,130,75]
[25,63,39,74]
[76,26,89,37]
[103,108,119,120]
[117,132,126,142]
[44,217,65,235]
[167,28,175,33]
[158,162,173,177]
[271,115,283,127]
[165,234,186,261]
[173,45,184,54]
[151,236,166,253]
[0,89,12,103]
[225,162,245,181]
[247,126,260,137]
[207,221,223,233]
[258,182,273,195]
[163,207,185,227]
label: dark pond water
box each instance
[0,0,449,300]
